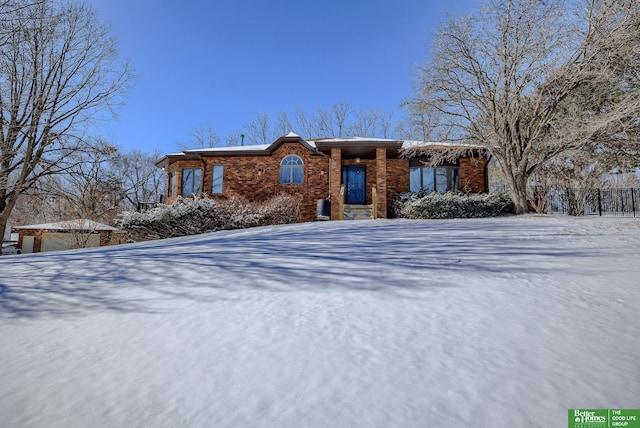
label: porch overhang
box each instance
[314,138,403,159]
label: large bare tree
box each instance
[111,148,165,210]
[0,0,132,239]
[409,0,640,213]
[177,125,221,150]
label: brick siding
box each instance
[386,158,410,216]
[460,158,489,193]
[167,143,330,222]
[164,141,489,222]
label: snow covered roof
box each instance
[311,136,403,144]
[155,133,487,168]
[178,133,317,157]
[183,144,271,154]
[14,219,118,231]
[400,140,486,150]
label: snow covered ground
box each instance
[1,216,639,428]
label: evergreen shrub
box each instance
[117,194,301,241]
[393,191,514,219]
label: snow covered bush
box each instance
[393,191,514,219]
[117,194,301,241]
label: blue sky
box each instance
[85,0,478,154]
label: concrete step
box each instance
[343,204,373,220]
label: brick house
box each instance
[155,133,489,222]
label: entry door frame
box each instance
[342,165,366,204]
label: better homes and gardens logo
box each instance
[571,410,607,427]
[569,409,640,428]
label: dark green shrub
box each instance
[393,192,514,219]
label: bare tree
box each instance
[6,175,64,225]
[409,0,640,213]
[190,102,395,147]
[111,149,165,210]
[65,218,101,249]
[293,106,316,139]
[314,108,334,138]
[59,141,123,224]
[311,101,354,138]
[401,92,448,142]
[223,132,243,146]
[243,112,274,145]
[178,125,220,150]
[274,112,293,137]
[346,109,382,137]
[0,0,132,239]
[332,101,352,138]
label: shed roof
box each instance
[14,219,118,231]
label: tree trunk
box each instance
[506,174,530,214]
[0,200,15,252]
[512,191,529,214]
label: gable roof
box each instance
[155,133,318,168]
[183,132,316,155]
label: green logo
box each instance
[569,409,640,428]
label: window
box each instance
[211,165,223,194]
[410,166,459,193]
[280,155,304,184]
[181,168,201,195]
[168,171,176,197]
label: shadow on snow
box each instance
[0,218,599,319]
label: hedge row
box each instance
[117,194,301,242]
[393,191,514,219]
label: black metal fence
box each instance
[489,186,640,216]
[137,202,158,212]
[545,188,639,217]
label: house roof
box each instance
[400,140,486,150]
[14,219,118,231]
[310,136,404,158]
[155,133,318,168]
[312,136,403,144]
[183,133,317,155]
[155,133,488,168]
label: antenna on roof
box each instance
[240,134,245,146]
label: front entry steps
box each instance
[343,204,374,220]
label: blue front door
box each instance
[342,166,366,204]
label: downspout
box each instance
[314,148,331,201]
[199,154,206,196]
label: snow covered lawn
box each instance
[1,216,639,427]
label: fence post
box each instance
[632,188,636,218]
[597,189,602,216]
